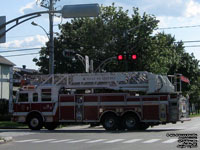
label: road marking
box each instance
[104,139,125,143]
[67,139,90,143]
[49,139,73,143]
[0,132,35,138]
[162,139,178,143]
[32,139,56,143]
[13,138,180,144]
[15,139,39,143]
[86,139,107,143]
[123,139,142,143]
[143,139,161,143]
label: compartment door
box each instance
[59,95,75,121]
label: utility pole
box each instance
[49,0,54,74]
[39,0,55,74]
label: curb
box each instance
[0,127,28,129]
[0,137,13,144]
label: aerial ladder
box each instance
[25,71,175,94]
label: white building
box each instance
[0,56,15,100]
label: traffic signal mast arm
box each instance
[27,72,175,94]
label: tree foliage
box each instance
[33,4,200,103]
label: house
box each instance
[0,56,15,100]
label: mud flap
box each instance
[159,104,167,122]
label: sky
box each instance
[1,0,200,70]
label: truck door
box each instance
[75,95,84,122]
[15,92,31,113]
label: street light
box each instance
[31,21,52,73]
[31,21,49,39]
[61,4,100,18]
[63,49,90,73]
[33,3,100,75]
[0,3,100,74]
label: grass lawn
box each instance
[189,113,200,118]
[0,121,27,128]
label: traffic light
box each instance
[117,54,124,61]
[117,54,137,61]
[131,54,137,60]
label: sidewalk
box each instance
[0,137,13,144]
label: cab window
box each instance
[41,89,51,101]
[18,93,28,102]
[33,93,38,102]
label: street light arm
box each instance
[31,21,50,39]
[4,15,41,37]
[0,10,60,29]
[0,10,60,38]
[75,54,86,69]
[95,57,116,72]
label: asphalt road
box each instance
[0,117,199,150]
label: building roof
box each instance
[13,67,39,74]
[0,56,15,66]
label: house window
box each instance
[18,93,28,102]
[33,93,38,102]
[41,89,51,101]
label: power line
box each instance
[174,40,200,43]
[158,24,200,30]
[182,40,200,43]
[2,53,39,57]
[0,46,44,49]
[7,34,46,38]
[184,45,200,48]
[0,48,41,53]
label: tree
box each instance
[33,4,200,107]
[33,3,200,77]
[34,4,179,74]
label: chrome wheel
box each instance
[30,118,39,128]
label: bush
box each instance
[0,99,9,115]
[0,114,11,121]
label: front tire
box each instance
[102,114,119,131]
[27,114,43,130]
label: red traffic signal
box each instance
[117,54,137,61]
[131,54,137,60]
[117,54,124,61]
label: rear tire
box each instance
[27,114,43,130]
[44,123,58,130]
[122,114,139,130]
[102,114,119,131]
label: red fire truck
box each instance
[10,72,189,130]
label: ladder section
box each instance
[27,72,175,94]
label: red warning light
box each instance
[132,54,137,60]
[117,55,123,60]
